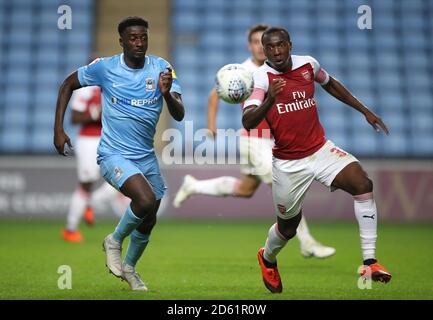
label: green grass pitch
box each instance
[0,219,432,300]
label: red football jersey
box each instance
[71,86,102,136]
[244,55,330,159]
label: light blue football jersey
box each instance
[77,53,182,160]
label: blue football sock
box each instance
[112,205,143,243]
[124,230,150,267]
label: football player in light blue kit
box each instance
[54,17,185,291]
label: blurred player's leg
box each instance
[91,182,129,217]
[62,186,91,242]
[297,216,336,258]
[173,175,240,207]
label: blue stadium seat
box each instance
[287,15,314,32]
[28,128,55,153]
[32,109,54,127]
[376,71,402,90]
[3,106,30,127]
[34,89,58,107]
[379,92,405,111]
[409,136,433,156]
[351,131,379,155]
[400,0,424,14]
[403,52,429,69]
[379,111,406,132]
[5,66,31,85]
[406,72,430,90]
[0,128,28,152]
[374,32,397,50]
[9,7,34,28]
[316,32,341,50]
[375,50,399,70]
[408,93,433,110]
[316,13,339,30]
[4,86,30,108]
[373,13,397,30]
[410,110,433,133]
[381,133,409,156]
[172,13,201,32]
[402,33,428,50]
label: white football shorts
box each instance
[272,139,358,219]
[75,135,101,183]
[239,135,273,184]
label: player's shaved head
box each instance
[118,16,149,36]
[261,27,291,44]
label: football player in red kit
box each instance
[243,27,391,293]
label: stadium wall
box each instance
[0,157,431,221]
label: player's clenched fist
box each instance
[54,129,73,156]
[159,67,173,96]
[267,78,286,101]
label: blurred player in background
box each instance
[243,27,392,293]
[61,84,129,243]
[173,24,335,259]
[54,17,184,291]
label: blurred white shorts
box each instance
[75,135,100,183]
[239,135,273,184]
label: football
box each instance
[215,64,254,104]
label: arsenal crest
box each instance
[277,204,287,215]
[301,70,311,81]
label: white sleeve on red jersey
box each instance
[71,86,94,112]
[307,56,330,85]
[243,68,268,109]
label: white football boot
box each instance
[173,175,197,208]
[121,262,148,291]
[102,233,123,277]
[301,240,336,259]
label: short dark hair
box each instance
[118,16,149,36]
[261,27,291,44]
[247,23,270,42]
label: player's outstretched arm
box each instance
[54,71,83,155]
[322,76,389,135]
[207,88,219,137]
[159,68,184,121]
[242,78,285,130]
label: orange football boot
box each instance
[62,229,83,243]
[257,248,283,293]
[360,261,392,283]
[83,207,95,226]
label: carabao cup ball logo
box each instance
[215,64,254,104]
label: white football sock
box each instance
[263,223,288,263]
[66,188,90,231]
[191,176,240,196]
[296,215,316,246]
[354,192,377,261]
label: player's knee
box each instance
[356,177,373,195]
[133,194,157,217]
[236,189,255,198]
